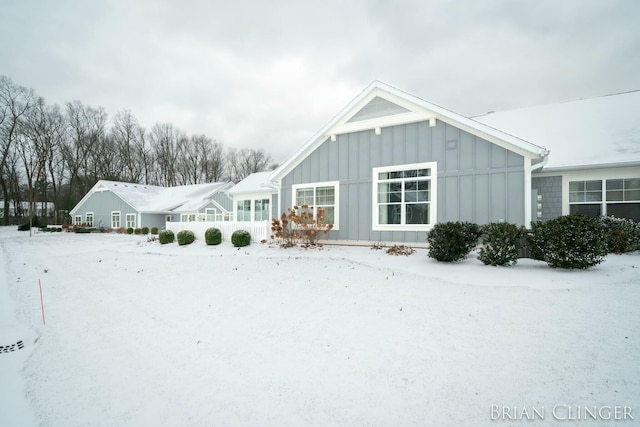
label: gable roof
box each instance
[228,171,277,195]
[270,80,548,182]
[70,180,233,215]
[473,90,640,170]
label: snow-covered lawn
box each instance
[1,227,638,426]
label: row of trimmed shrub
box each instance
[159,228,251,247]
[427,215,640,269]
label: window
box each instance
[373,162,437,230]
[85,212,94,227]
[111,211,121,228]
[292,181,339,228]
[126,213,136,229]
[254,198,270,221]
[237,200,251,221]
[569,178,640,222]
[205,208,217,222]
[180,214,196,222]
[74,215,82,225]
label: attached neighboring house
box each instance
[263,81,639,245]
[69,180,234,230]
[474,90,640,222]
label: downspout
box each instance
[526,150,549,227]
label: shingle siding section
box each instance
[532,176,562,221]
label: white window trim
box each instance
[85,212,94,227]
[111,211,121,228]
[291,181,340,230]
[126,213,136,229]
[74,215,82,225]
[372,161,437,231]
[568,178,640,217]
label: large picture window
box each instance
[373,162,437,230]
[254,199,270,221]
[569,178,640,222]
[237,200,251,221]
[292,181,339,228]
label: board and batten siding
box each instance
[281,120,525,243]
[74,190,137,229]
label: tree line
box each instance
[0,75,274,225]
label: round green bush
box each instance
[478,222,524,266]
[599,216,640,254]
[159,229,175,244]
[427,221,481,262]
[151,227,159,235]
[527,215,608,269]
[231,229,251,247]
[134,228,142,235]
[126,227,134,234]
[205,227,222,245]
[177,230,195,246]
[141,227,150,235]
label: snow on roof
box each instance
[92,180,231,213]
[473,90,640,170]
[228,171,276,195]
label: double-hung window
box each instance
[85,212,94,227]
[237,200,251,221]
[254,199,270,221]
[373,162,437,230]
[126,213,136,229]
[291,181,339,228]
[111,211,121,228]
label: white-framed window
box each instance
[570,178,640,221]
[180,213,196,222]
[237,200,251,221]
[372,162,437,231]
[291,181,339,229]
[74,215,82,225]
[254,198,270,221]
[126,213,136,229]
[111,211,121,228]
[205,208,217,222]
[85,212,94,227]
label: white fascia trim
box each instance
[291,181,340,230]
[330,111,433,136]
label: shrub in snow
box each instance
[427,221,481,262]
[599,216,640,254]
[141,227,149,235]
[271,206,333,248]
[478,222,524,266]
[151,227,159,235]
[205,227,222,245]
[17,223,30,231]
[231,229,251,247]
[134,228,142,235]
[159,229,175,244]
[527,215,608,269]
[126,227,134,234]
[177,230,195,246]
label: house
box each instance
[267,81,549,245]
[69,180,234,230]
[262,81,639,246]
[473,90,640,222]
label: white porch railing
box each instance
[165,220,270,243]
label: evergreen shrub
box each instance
[527,215,608,269]
[599,216,640,254]
[427,221,481,262]
[231,229,251,247]
[141,227,149,235]
[177,230,195,246]
[126,227,134,234]
[151,227,159,235]
[205,227,222,245]
[134,228,142,235]
[159,229,175,244]
[17,223,30,231]
[478,222,524,266]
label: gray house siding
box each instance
[140,213,168,229]
[74,191,137,229]
[211,193,233,212]
[531,175,562,221]
[281,120,526,243]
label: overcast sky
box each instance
[2,0,639,163]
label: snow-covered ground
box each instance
[1,226,638,426]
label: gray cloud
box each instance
[2,0,639,164]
